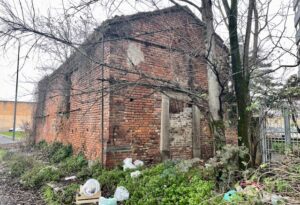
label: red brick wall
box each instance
[104,9,214,166]
[35,41,111,161]
[35,7,230,167]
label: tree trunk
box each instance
[223,0,251,152]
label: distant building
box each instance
[0,101,35,132]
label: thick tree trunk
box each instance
[223,0,251,152]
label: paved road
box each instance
[0,135,16,144]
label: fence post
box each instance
[283,104,291,147]
[259,106,267,163]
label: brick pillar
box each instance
[192,105,201,158]
[160,94,170,160]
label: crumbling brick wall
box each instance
[34,6,231,167]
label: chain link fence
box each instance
[261,104,300,163]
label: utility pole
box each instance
[12,40,21,141]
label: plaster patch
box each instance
[127,43,144,66]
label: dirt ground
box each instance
[0,161,45,205]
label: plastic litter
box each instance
[114,186,130,201]
[82,179,101,196]
[133,160,144,167]
[223,190,237,202]
[130,170,141,178]
[64,176,76,181]
[99,197,117,205]
[271,194,284,205]
[123,158,137,170]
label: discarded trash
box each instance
[99,197,117,205]
[130,170,141,178]
[133,160,144,167]
[123,158,137,170]
[64,176,76,181]
[114,186,130,201]
[82,179,101,196]
[271,194,284,205]
[223,190,237,202]
[46,182,61,192]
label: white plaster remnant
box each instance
[127,42,144,66]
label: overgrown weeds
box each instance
[3,141,300,205]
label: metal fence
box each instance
[261,104,300,163]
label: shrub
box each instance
[35,140,48,150]
[21,165,61,188]
[43,184,79,205]
[9,156,34,177]
[43,186,60,205]
[48,142,73,163]
[96,168,128,196]
[60,153,88,175]
[205,145,249,191]
[36,141,73,163]
[77,161,103,180]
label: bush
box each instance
[43,186,60,205]
[48,142,73,163]
[60,153,88,174]
[21,165,61,188]
[96,168,128,196]
[35,140,48,150]
[77,161,103,180]
[36,141,73,163]
[43,184,79,205]
[9,156,34,177]
[205,145,249,191]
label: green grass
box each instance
[0,131,26,140]
[0,148,7,161]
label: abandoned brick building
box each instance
[34,6,233,167]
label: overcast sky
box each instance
[0,0,297,102]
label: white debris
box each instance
[114,186,130,201]
[82,179,101,196]
[133,160,144,167]
[130,170,141,178]
[64,176,76,181]
[123,158,137,170]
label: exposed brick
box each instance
[34,6,232,167]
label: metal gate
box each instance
[261,104,300,163]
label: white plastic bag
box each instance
[130,170,141,178]
[114,186,130,201]
[82,179,100,196]
[123,158,136,170]
[99,197,117,205]
[133,160,144,167]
